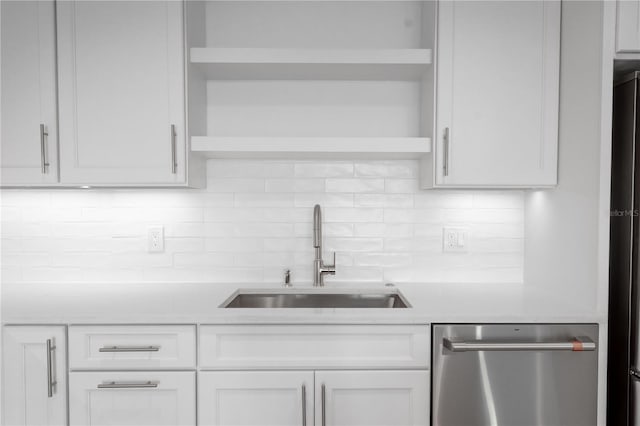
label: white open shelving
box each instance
[191,136,431,159]
[190,47,433,80]
[186,1,436,160]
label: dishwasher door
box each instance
[432,324,598,426]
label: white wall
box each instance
[1,159,524,285]
[524,1,604,309]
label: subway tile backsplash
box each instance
[1,159,524,284]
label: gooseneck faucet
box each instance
[313,204,336,287]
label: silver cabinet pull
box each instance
[46,339,57,397]
[443,337,596,352]
[170,124,177,174]
[443,127,449,177]
[99,345,160,352]
[321,383,326,426]
[40,124,50,174]
[301,384,307,426]
[97,381,158,389]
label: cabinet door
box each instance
[315,370,429,426]
[1,1,59,185]
[69,371,195,426]
[436,1,560,187]
[617,0,640,52]
[3,326,67,426]
[56,1,186,185]
[198,371,313,426]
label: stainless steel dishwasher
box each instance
[432,324,598,426]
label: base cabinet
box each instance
[198,370,429,426]
[316,370,429,426]
[69,371,196,426]
[198,371,313,426]
[3,326,67,426]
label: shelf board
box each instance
[191,137,431,159]
[190,48,432,80]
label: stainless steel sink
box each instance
[222,290,409,309]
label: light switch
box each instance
[443,227,469,253]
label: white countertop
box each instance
[1,282,605,325]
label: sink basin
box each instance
[222,290,410,309]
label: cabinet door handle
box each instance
[301,384,307,426]
[40,124,50,174]
[46,338,56,397]
[321,383,326,426]
[97,381,158,389]
[443,127,450,177]
[98,345,160,352]
[170,124,177,174]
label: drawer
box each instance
[69,325,196,370]
[69,371,196,426]
[199,324,430,369]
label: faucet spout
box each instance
[312,204,335,287]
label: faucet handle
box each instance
[327,252,336,269]
[283,269,292,287]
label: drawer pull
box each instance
[99,345,160,352]
[97,381,158,389]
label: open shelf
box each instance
[191,136,432,159]
[190,48,432,80]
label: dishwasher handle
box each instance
[443,336,596,352]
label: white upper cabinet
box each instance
[3,326,67,426]
[617,0,640,52]
[56,1,187,185]
[1,1,59,185]
[434,1,560,187]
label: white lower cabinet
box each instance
[69,371,196,426]
[316,370,429,426]
[198,371,313,426]
[3,326,67,426]
[198,370,429,426]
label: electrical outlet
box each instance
[148,226,164,253]
[443,227,469,253]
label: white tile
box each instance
[329,266,383,282]
[234,193,294,207]
[385,179,418,193]
[294,162,354,178]
[354,194,413,208]
[231,223,295,238]
[353,223,413,238]
[294,223,354,238]
[354,161,418,178]
[207,178,265,193]
[294,193,354,207]
[353,253,412,267]
[208,160,294,178]
[266,179,325,193]
[1,158,526,285]
[324,237,383,252]
[206,238,263,252]
[326,179,384,193]
[174,252,234,267]
[473,191,525,209]
[324,208,383,223]
[264,237,311,252]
